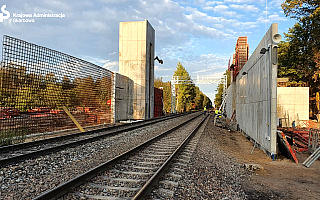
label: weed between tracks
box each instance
[0,128,28,146]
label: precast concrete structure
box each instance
[119,20,155,120]
[277,87,309,127]
[226,24,280,155]
[113,73,134,122]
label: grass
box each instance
[0,128,28,146]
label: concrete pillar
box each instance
[119,20,155,120]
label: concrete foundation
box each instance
[119,20,155,120]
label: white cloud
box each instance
[43,0,73,11]
[214,5,229,12]
[185,6,198,12]
[102,61,118,71]
[225,0,262,3]
[206,1,223,6]
[74,20,108,33]
[213,5,238,17]
[229,4,259,13]
[202,6,214,11]
[180,53,229,77]
[268,14,288,22]
[155,65,172,71]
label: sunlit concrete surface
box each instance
[119,20,155,120]
[226,23,279,155]
[114,73,134,122]
[277,87,309,127]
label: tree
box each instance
[214,70,231,108]
[277,24,316,84]
[282,0,319,20]
[281,0,320,71]
[194,87,205,110]
[280,1,320,116]
[173,62,196,112]
[155,62,212,113]
[154,78,172,113]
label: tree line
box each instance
[278,0,320,117]
[0,63,112,112]
[3,61,212,114]
[154,62,212,113]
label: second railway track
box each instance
[0,112,202,199]
[0,113,187,166]
[34,112,208,200]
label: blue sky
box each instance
[0,0,297,101]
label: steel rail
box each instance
[33,113,203,200]
[133,114,208,199]
[0,113,189,166]
[0,113,184,153]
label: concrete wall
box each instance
[226,23,279,155]
[114,73,134,122]
[226,82,236,118]
[277,87,309,127]
[119,20,155,120]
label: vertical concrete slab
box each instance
[277,87,309,127]
[226,23,280,155]
[114,73,134,122]
[119,20,155,119]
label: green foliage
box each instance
[154,78,172,113]
[282,0,319,20]
[0,128,27,146]
[0,62,112,111]
[174,62,194,112]
[214,70,231,108]
[280,1,320,115]
[173,62,212,112]
[155,62,212,113]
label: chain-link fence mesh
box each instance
[0,35,114,139]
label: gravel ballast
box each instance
[0,113,199,199]
[175,115,247,199]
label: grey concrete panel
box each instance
[226,23,279,155]
[114,73,134,122]
[277,87,309,127]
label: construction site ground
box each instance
[208,115,320,200]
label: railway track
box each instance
[33,114,208,200]
[0,113,188,167]
[147,116,209,199]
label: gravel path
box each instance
[175,115,247,199]
[0,113,199,199]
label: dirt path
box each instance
[208,117,320,200]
